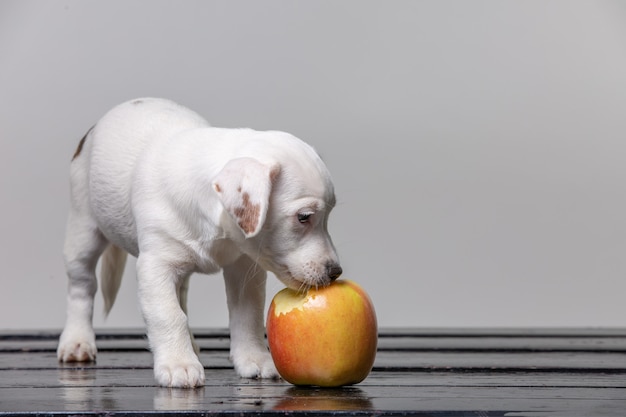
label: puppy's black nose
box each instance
[327,264,343,281]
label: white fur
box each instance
[57,98,342,388]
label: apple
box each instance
[266,279,378,387]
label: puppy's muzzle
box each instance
[327,263,343,282]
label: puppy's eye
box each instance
[297,213,312,224]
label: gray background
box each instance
[1,1,625,330]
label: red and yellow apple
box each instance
[266,279,377,387]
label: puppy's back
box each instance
[84,98,210,253]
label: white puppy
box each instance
[57,98,342,388]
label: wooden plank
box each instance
[5,327,626,337]
[1,383,625,415]
[1,367,625,414]
[2,349,626,372]
[1,369,625,389]
[377,327,626,338]
[4,331,626,353]
[9,336,626,353]
[374,350,626,372]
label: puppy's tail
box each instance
[100,244,128,317]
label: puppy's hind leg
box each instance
[57,210,108,362]
[58,138,108,363]
[224,255,278,379]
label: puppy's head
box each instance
[212,134,341,290]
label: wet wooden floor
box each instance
[1,328,625,416]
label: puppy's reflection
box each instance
[58,365,98,411]
[154,386,206,410]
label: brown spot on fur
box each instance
[214,183,222,193]
[269,165,281,183]
[72,126,94,161]
[234,192,261,235]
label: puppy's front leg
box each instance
[136,253,205,388]
[178,274,200,355]
[223,255,278,379]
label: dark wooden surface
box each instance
[1,328,625,416]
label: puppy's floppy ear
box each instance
[212,157,280,238]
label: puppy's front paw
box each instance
[154,358,205,388]
[232,349,279,379]
[57,330,97,362]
